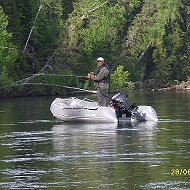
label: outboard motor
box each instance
[111,92,129,106]
[111,92,137,118]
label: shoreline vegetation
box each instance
[134,80,190,92]
[1,1,190,99]
[0,80,189,98]
[154,81,190,91]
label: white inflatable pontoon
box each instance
[50,92,158,123]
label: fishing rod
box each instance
[77,75,89,79]
[18,83,97,94]
[0,73,97,94]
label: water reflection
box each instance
[51,120,159,159]
[51,122,118,156]
[49,121,160,189]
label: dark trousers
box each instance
[97,88,109,106]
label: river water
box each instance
[0,91,190,190]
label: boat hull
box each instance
[50,97,158,123]
[50,98,118,123]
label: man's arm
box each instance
[91,67,109,82]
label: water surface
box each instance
[0,91,190,189]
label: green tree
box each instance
[0,0,27,47]
[1,0,37,76]
[1,0,190,94]
[23,0,63,72]
[110,65,132,92]
[54,0,127,74]
[1,0,64,75]
[122,0,190,84]
[0,6,18,86]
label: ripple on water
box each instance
[142,180,190,190]
[159,118,190,123]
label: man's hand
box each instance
[87,73,95,79]
[86,74,91,79]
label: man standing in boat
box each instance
[87,57,110,106]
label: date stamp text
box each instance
[171,168,190,176]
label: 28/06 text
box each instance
[171,169,190,176]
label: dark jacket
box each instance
[93,64,110,84]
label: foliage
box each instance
[56,0,127,75]
[110,65,133,92]
[0,0,190,96]
[0,6,18,87]
[123,0,190,83]
[28,0,63,69]
[79,1,125,54]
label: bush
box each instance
[110,65,134,92]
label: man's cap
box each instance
[97,57,104,61]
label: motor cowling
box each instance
[111,92,130,107]
[111,92,136,118]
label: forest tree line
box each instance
[0,0,190,95]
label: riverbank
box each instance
[0,80,190,98]
[134,80,190,92]
[154,81,190,91]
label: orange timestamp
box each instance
[171,168,190,176]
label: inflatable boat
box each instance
[50,92,158,123]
